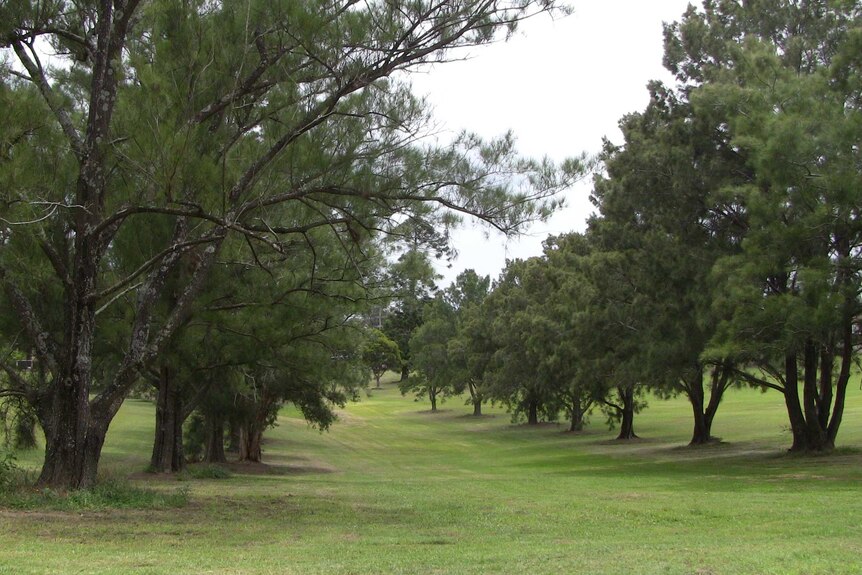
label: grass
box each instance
[1,378,861,574]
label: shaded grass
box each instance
[1,380,861,574]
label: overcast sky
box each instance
[410,0,694,285]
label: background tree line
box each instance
[403,0,862,453]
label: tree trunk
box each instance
[400,365,409,382]
[527,399,539,425]
[203,416,226,464]
[429,389,438,412]
[238,423,263,462]
[826,314,853,447]
[149,367,186,473]
[468,380,482,416]
[569,389,587,432]
[784,352,812,452]
[36,363,99,489]
[686,367,730,446]
[616,386,637,440]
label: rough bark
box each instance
[400,365,409,382]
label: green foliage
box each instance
[400,296,459,410]
[362,329,403,388]
[0,0,577,488]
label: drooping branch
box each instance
[731,367,785,394]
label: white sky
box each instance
[411,0,694,286]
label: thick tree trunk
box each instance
[784,352,822,452]
[615,386,637,440]
[238,423,263,463]
[569,389,587,432]
[203,416,226,464]
[527,399,539,425]
[37,405,110,490]
[149,368,186,473]
[36,361,99,489]
[400,365,409,382]
[686,368,728,446]
[472,400,482,417]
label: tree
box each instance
[401,295,458,412]
[363,329,402,389]
[445,269,492,416]
[669,0,862,451]
[587,80,748,445]
[381,221,445,381]
[0,0,577,488]
[482,258,566,425]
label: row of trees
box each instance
[0,0,581,489]
[407,0,862,452]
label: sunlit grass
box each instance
[1,376,860,574]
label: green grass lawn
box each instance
[2,379,861,575]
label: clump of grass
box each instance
[178,464,232,480]
[0,473,189,511]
